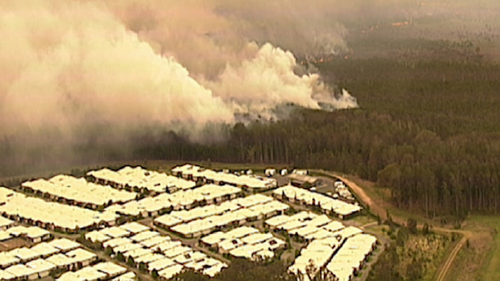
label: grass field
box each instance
[468,216,500,281]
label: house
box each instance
[111,272,137,281]
[85,230,112,244]
[93,262,128,279]
[66,266,107,281]
[163,245,191,259]
[30,242,60,258]
[0,253,19,269]
[147,257,176,273]
[0,217,14,231]
[4,264,38,280]
[65,248,98,268]
[0,270,15,280]
[10,247,42,263]
[134,253,164,265]
[158,264,184,281]
[46,253,77,271]
[130,231,160,243]
[48,238,81,253]
[140,236,171,249]
[26,259,55,278]
[118,222,149,235]
[218,239,243,254]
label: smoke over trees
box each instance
[0,0,359,171]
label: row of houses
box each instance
[172,164,277,190]
[85,223,227,279]
[0,187,117,233]
[87,166,196,194]
[154,194,289,238]
[21,175,137,210]
[0,238,96,280]
[326,234,378,281]
[106,184,243,218]
[289,233,378,281]
[199,226,286,260]
[57,262,135,281]
[265,211,364,243]
[272,185,362,219]
[0,225,51,244]
[289,237,343,280]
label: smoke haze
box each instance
[0,0,357,142]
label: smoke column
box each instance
[0,0,358,172]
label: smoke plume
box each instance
[0,0,358,172]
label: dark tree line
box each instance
[1,43,500,218]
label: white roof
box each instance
[57,271,84,281]
[305,229,336,241]
[201,231,227,245]
[26,258,55,273]
[0,252,20,267]
[229,244,267,259]
[65,248,96,263]
[85,231,112,243]
[333,226,363,239]
[118,222,150,234]
[265,215,293,227]
[22,175,136,206]
[140,236,171,248]
[154,240,182,252]
[134,253,165,264]
[100,227,131,238]
[124,248,152,259]
[173,251,206,264]
[218,239,243,252]
[158,264,184,280]
[103,237,132,249]
[0,189,117,230]
[89,166,196,193]
[323,221,345,233]
[0,216,14,228]
[225,226,259,239]
[154,214,183,227]
[46,253,74,267]
[49,238,81,252]
[112,272,137,281]
[163,245,192,258]
[71,266,107,281]
[130,230,160,242]
[203,262,227,277]
[241,233,274,245]
[93,262,127,276]
[290,225,320,237]
[10,247,42,261]
[147,257,176,271]
[0,270,15,280]
[114,242,143,253]
[6,226,49,239]
[30,242,60,257]
[5,264,35,278]
[0,231,12,241]
[274,185,361,217]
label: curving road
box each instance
[312,169,466,281]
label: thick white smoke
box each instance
[0,0,357,145]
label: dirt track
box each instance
[313,169,470,281]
